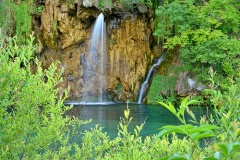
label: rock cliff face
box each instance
[34,0,158,101]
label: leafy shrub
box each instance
[154,0,240,89]
[181,37,240,86]
[0,0,32,44]
[0,32,83,159]
[156,68,240,159]
[203,68,240,143]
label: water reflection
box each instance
[66,103,208,138]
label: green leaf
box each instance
[186,106,196,121]
[203,158,218,160]
[159,156,187,160]
[219,143,228,156]
[157,101,177,115]
[191,132,216,141]
[157,125,194,138]
[228,142,240,154]
[178,97,189,117]
[156,128,178,138]
[186,100,200,106]
[190,124,219,133]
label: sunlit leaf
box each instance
[191,132,216,141]
[204,158,218,160]
[219,143,228,156]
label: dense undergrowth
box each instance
[0,31,239,159]
[0,0,33,45]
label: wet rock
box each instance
[137,3,148,13]
[82,0,98,8]
[175,71,200,96]
[36,1,156,101]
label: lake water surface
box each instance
[66,103,208,138]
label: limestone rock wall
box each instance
[34,0,158,101]
[107,14,153,101]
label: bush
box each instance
[0,31,83,159]
[154,0,240,88]
[0,0,32,44]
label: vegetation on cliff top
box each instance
[154,0,240,87]
[149,0,240,104]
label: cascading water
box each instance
[81,13,106,103]
[138,52,167,103]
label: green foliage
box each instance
[154,0,240,88]
[116,0,153,9]
[98,0,112,10]
[34,5,44,14]
[216,142,240,159]
[148,75,177,104]
[156,70,239,159]
[157,97,219,155]
[154,0,240,42]
[157,97,200,125]
[203,68,240,143]
[154,0,199,42]
[201,0,240,34]
[0,32,84,159]
[0,0,15,37]
[140,0,153,6]
[0,0,32,44]
[181,37,240,85]
[14,2,32,45]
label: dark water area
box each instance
[66,103,209,139]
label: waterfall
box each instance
[138,52,167,103]
[81,13,106,102]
